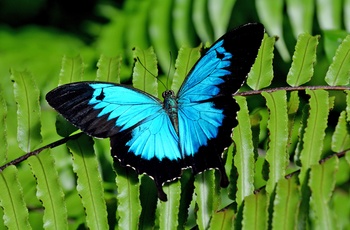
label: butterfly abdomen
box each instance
[162,90,179,134]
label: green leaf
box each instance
[347,91,350,122]
[177,170,194,228]
[58,55,84,85]
[172,46,201,94]
[208,0,236,38]
[0,166,31,229]
[286,0,314,37]
[287,91,300,153]
[208,207,235,230]
[194,170,217,229]
[139,176,157,228]
[251,112,265,188]
[54,114,78,138]
[272,176,300,229]
[232,96,255,204]
[172,0,196,48]
[132,47,158,97]
[124,0,151,52]
[287,33,320,86]
[0,90,7,164]
[262,90,288,193]
[346,0,350,30]
[256,0,290,61]
[114,163,141,229]
[96,55,122,82]
[316,0,342,30]
[158,181,181,230]
[297,169,311,229]
[95,7,126,56]
[309,156,338,229]
[323,30,349,63]
[148,0,176,72]
[287,91,300,125]
[332,111,350,152]
[247,34,275,90]
[27,150,68,229]
[67,135,108,229]
[11,69,42,152]
[299,90,330,184]
[294,104,309,166]
[332,190,350,229]
[242,190,269,229]
[192,0,214,43]
[346,152,350,166]
[325,34,350,86]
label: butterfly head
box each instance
[162,90,175,99]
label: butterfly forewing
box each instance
[176,23,264,185]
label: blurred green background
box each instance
[0,0,349,228]
[0,0,348,90]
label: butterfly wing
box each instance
[177,23,264,185]
[46,82,182,200]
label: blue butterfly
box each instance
[46,23,264,201]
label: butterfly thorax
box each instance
[162,90,179,135]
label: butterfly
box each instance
[46,23,264,201]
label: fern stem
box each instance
[236,85,350,97]
[252,147,350,195]
[0,132,83,172]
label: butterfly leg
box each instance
[154,180,168,202]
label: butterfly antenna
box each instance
[136,57,168,90]
[166,51,173,90]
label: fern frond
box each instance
[11,69,42,152]
[132,47,159,97]
[325,34,350,86]
[0,90,7,164]
[96,55,122,83]
[272,176,300,229]
[27,151,68,229]
[232,96,255,204]
[287,33,319,86]
[59,56,84,84]
[242,190,269,229]
[309,156,338,229]
[67,135,109,229]
[158,180,181,230]
[298,90,330,184]
[0,166,30,229]
[247,34,275,90]
[262,90,289,193]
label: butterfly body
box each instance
[46,23,264,201]
[162,90,179,134]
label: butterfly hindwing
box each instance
[176,23,264,185]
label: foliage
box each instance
[0,0,349,229]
